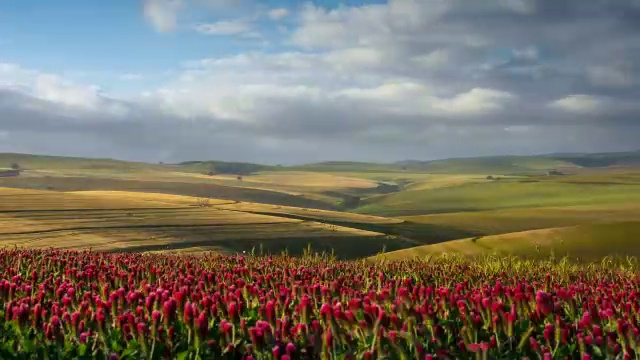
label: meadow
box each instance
[0,187,422,258]
[0,151,639,261]
[2,249,640,359]
[1,152,640,359]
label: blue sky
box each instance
[0,0,384,91]
[0,0,638,163]
[0,0,277,93]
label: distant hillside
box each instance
[294,161,408,173]
[0,153,169,172]
[392,151,640,175]
[548,151,640,168]
[177,160,272,175]
[371,221,640,262]
[3,150,639,176]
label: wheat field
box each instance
[0,188,388,256]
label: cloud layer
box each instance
[1,0,639,163]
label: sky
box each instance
[0,0,639,165]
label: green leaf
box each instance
[110,339,123,353]
[121,347,139,359]
[78,344,88,356]
[592,346,603,357]
[22,339,36,353]
[177,350,191,360]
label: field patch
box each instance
[356,177,640,216]
[0,188,423,258]
[373,221,640,262]
[401,202,640,236]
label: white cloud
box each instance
[431,88,516,115]
[324,47,386,69]
[268,8,289,20]
[2,0,639,163]
[290,1,453,50]
[549,95,607,114]
[194,19,252,35]
[0,63,130,119]
[120,73,143,81]
[32,74,103,110]
[338,83,515,117]
[143,0,182,32]
[289,3,387,49]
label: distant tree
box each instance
[196,198,211,207]
[159,161,164,165]
[237,175,243,181]
[10,163,20,170]
[208,171,215,176]
[547,170,565,176]
[486,175,494,180]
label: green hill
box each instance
[355,176,640,216]
[372,221,640,262]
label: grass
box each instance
[0,187,429,259]
[372,221,640,262]
[355,176,640,216]
[401,202,640,236]
[0,154,394,210]
[2,151,640,263]
[0,152,170,173]
[0,176,338,210]
[403,156,577,174]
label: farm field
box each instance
[372,221,640,261]
[401,202,640,236]
[0,188,422,258]
[0,151,639,261]
[355,175,640,216]
[2,249,640,359]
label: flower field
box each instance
[2,249,640,359]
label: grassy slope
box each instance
[0,153,390,210]
[3,151,640,261]
[401,202,640,236]
[0,188,425,258]
[404,156,576,174]
[296,156,574,174]
[0,153,171,173]
[372,221,640,261]
[355,176,640,216]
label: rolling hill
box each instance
[2,150,639,262]
[371,221,640,262]
[0,187,425,258]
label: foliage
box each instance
[2,249,640,359]
[195,198,212,208]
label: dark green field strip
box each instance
[0,222,306,236]
[235,210,473,245]
[0,207,232,220]
[0,176,336,210]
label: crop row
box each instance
[1,249,640,359]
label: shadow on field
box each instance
[0,176,335,210]
[239,211,476,245]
